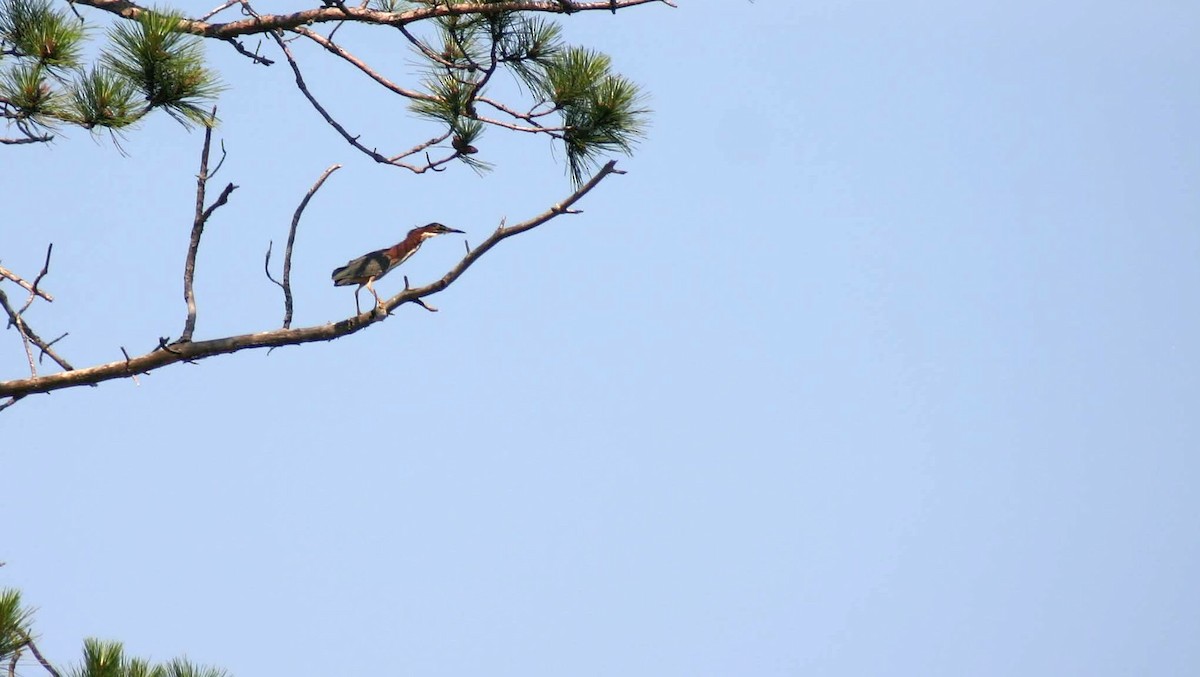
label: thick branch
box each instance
[0,162,623,400]
[70,0,668,39]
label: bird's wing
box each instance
[332,248,390,285]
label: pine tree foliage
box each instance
[102,9,222,126]
[2,0,648,181]
[0,0,220,139]
[407,4,647,182]
[0,0,662,404]
[0,588,229,677]
[0,588,34,658]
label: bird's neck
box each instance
[390,232,425,255]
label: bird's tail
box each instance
[331,264,354,285]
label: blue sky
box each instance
[4,2,1199,675]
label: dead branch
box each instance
[180,115,238,343]
[0,161,623,401]
[281,163,341,328]
[17,244,55,315]
[22,634,61,677]
[291,26,430,102]
[0,264,54,302]
[269,30,393,165]
[0,283,74,374]
[379,160,623,314]
[5,641,16,677]
[224,37,274,65]
[69,0,669,40]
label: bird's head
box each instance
[412,222,465,240]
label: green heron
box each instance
[332,222,465,314]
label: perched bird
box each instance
[332,222,464,314]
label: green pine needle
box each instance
[0,0,86,71]
[159,657,230,677]
[0,589,33,660]
[540,46,611,109]
[499,17,562,92]
[0,61,61,119]
[542,48,648,184]
[410,72,479,124]
[68,66,142,129]
[102,9,222,127]
[75,638,126,677]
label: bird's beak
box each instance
[446,227,465,234]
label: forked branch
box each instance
[0,161,623,401]
[180,114,238,343]
[266,163,342,329]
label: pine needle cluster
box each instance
[0,0,220,139]
[0,589,228,677]
[406,1,648,183]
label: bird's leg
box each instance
[366,277,386,315]
[353,286,363,315]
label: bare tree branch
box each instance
[69,0,671,39]
[269,29,391,165]
[0,286,74,373]
[270,28,468,173]
[223,37,274,65]
[0,134,53,145]
[0,161,623,400]
[378,160,623,313]
[5,642,17,677]
[0,265,54,302]
[180,114,238,343]
[291,26,431,102]
[22,634,61,677]
[279,163,341,329]
[17,244,55,316]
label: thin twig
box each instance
[264,241,284,291]
[120,346,141,385]
[270,30,390,164]
[383,161,623,313]
[271,29,456,173]
[0,133,53,145]
[209,139,229,178]
[280,163,342,328]
[224,37,274,65]
[0,287,74,372]
[387,131,453,162]
[292,26,431,101]
[17,244,56,315]
[0,265,54,302]
[200,0,239,21]
[202,183,237,222]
